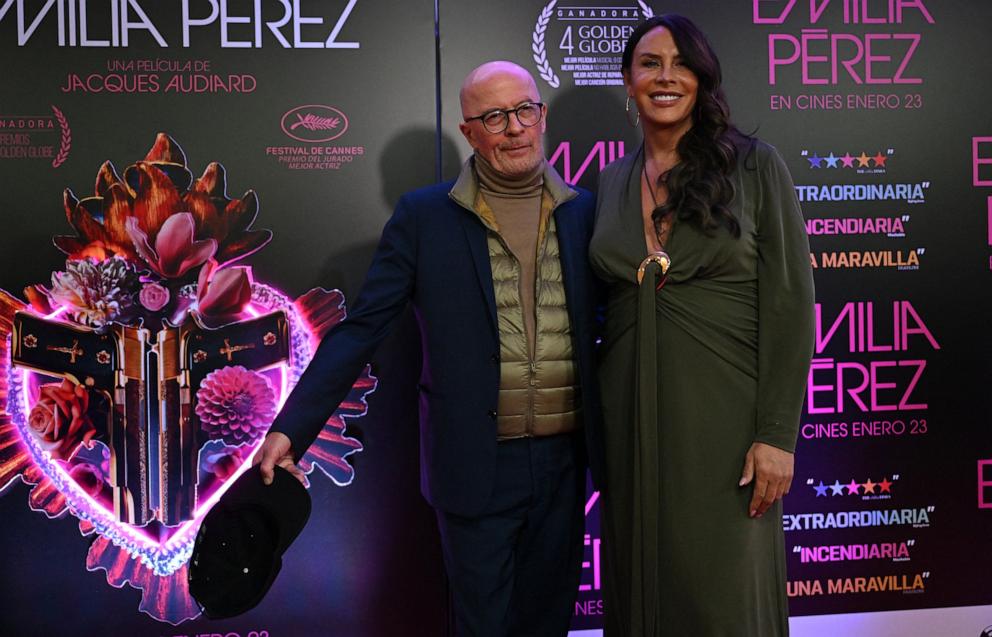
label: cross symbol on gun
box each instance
[47,339,83,364]
[219,338,255,362]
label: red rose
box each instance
[27,380,96,460]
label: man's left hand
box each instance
[738,442,794,518]
[253,432,307,486]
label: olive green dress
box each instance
[589,140,815,636]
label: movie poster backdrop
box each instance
[437,0,992,634]
[1,1,991,636]
[0,2,448,636]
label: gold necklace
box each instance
[641,154,673,249]
[642,157,661,209]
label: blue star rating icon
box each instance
[829,480,845,496]
[813,481,829,497]
[806,152,823,168]
[824,152,839,168]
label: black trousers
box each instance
[435,433,586,637]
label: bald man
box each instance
[257,61,603,636]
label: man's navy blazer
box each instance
[270,174,603,517]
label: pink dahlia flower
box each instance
[195,366,276,446]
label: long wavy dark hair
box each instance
[622,14,747,238]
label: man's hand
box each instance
[738,442,794,518]
[253,432,307,486]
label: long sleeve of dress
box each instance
[269,195,419,461]
[753,145,815,453]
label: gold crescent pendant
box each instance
[636,251,671,284]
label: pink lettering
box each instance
[809,0,834,23]
[898,360,927,410]
[870,360,898,410]
[900,302,940,350]
[550,141,625,185]
[861,0,887,23]
[766,31,923,85]
[866,301,893,352]
[815,302,855,353]
[838,361,870,412]
[753,0,935,25]
[979,460,992,509]
[974,137,992,187]
[806,357,929,413]
[579,533,602,591]
[892,34,922,84]
[988,196,992,248]
[864,33,892,83]
[832,32,864,83]
[807,358,837,413]
[801,29,830,84]
[816,301,938,354]
[768,34,801,84]
[898,0,935,23]
[753,0,799,25]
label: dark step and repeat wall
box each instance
[1,1,990,636]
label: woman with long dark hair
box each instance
[590,14,815,635]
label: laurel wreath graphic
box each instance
[532,0,559,89]
[533,1,655,89]
[51,105,71,168]
[290,113,341,132]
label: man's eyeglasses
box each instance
[464,102,545,134]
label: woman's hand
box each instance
[739,442,794,518]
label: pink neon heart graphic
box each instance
[0,285,374,624]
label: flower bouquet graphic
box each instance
[0,134,376,624]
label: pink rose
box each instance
[28,380,97,460]
[139,281,170,311]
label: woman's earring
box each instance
[625,96,640,127]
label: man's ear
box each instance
[459,122,476,149]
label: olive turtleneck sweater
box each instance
[475,154,546,356]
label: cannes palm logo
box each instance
[280,104,349,142]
